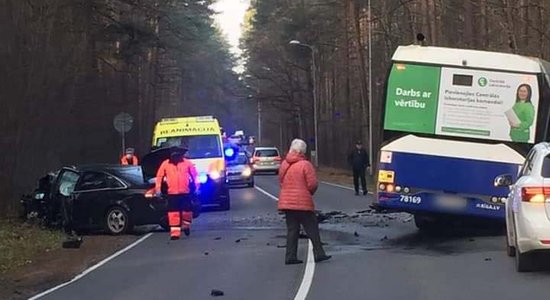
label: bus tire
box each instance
[413,215,436,231]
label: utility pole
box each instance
[367,0,373,175]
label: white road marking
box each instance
[28,233,153,300]
[321,181,374,194]
[254,185,316,300]
[254,185,279,201]
[294,240,315,300]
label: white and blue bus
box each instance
[374,45,550,229]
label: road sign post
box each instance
[113,112,134,155]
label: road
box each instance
[33,175,550,300]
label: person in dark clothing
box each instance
[347,141,370,195]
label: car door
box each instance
[509,150,537,242]
[51,169,80,227]
[72,171,126,228]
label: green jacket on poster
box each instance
[509,101,535,143]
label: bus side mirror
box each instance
[494,174,513,187]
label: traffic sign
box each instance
[113,112,133,134]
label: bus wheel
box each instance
[413,215,437,231]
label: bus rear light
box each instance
[387,184,395,193]
[403,187,410,194]
[395,186,402,192]
[521,187,550,203]
[379,184,386,191]
[491,196,498,203]
[540,240,550,245]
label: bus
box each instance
[373,45,550,229]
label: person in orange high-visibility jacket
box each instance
[121,148,139,166]
[155,148,199,240]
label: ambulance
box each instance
[142,116,231,210]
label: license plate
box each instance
[436,195,467,209]
[229,176,242,180]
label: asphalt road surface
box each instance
[32,175,550,300]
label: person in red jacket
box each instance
[121,148,139,166]
[155,148,199,240]
[278,139,331,265]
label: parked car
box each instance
[21,164,167,235]
[226,151,254,188]
[251,147,282,174]
[495,142,550,272]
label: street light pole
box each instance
[289,40,319,167]
[367,0,373,175]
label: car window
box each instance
[76,172,108,191]
[76,172,124,191]
[228,154,248,165]
[541,154,550,178]
[255,149,279,157]
[115,167,145,186]
[57,170,80,196]
[519,149,536,177]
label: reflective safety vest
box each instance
[155,159,198,195]
[121,156,139,166]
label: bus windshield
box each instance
[156,135,222,159]
[383,62,542,147]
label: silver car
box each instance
[252,147,281,174]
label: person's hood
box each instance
[285,152,305,165]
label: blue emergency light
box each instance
[224,147,235,158]
[198,173,208,184]
[223,144,239,161]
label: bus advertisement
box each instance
[374,45,550,229]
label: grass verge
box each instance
[316,167,376,191]
[0,219,63,274]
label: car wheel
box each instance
[105,206,132,235]
[219,199,230,211]
[515,246,533,272]
[506,237,516,257]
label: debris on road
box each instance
[211,289,224,297]
[380,235,388,241]
[214,237,222,240]
[204,252,209,256]
[484,258,492,261]
[235,239,241,243]
[277,244,286,248]
[354,231,359,237]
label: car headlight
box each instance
[242,167,252,177]
[210,170,221,180]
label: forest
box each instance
[0,0,252,216]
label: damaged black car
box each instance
[21,164,168,235]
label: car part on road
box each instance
[211,289,224,297]
[105,206,132,235]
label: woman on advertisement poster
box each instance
[508,84,535,143]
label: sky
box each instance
[211,0,250,73]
